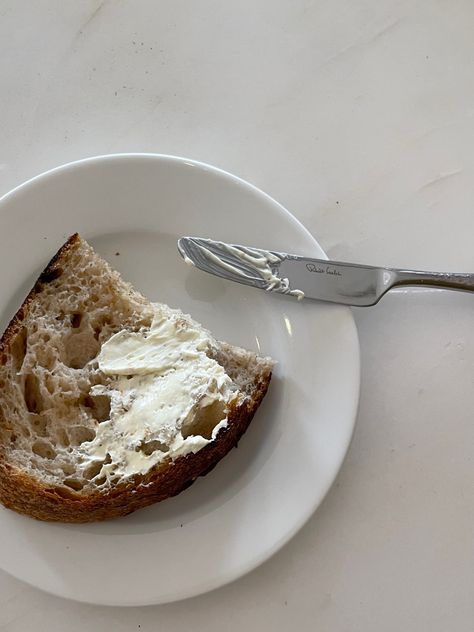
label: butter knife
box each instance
[177,237,474,307]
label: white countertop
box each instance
[1,1,473,629]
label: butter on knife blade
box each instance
[178,236,305,300]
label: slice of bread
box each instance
[0,234,273,522]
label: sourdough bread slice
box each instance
[0,234,273,522]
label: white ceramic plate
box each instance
[0,154,359,605]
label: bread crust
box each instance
[0,235,271,522]
[0,233,81,361]
[0,384,269,522]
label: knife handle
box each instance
[392,269,474,293]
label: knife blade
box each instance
[177,237,474,307]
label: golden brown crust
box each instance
[0,234,272,522]
[0,378,270,522]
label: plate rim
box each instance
[0,153,360,605]
[0,153,329,259]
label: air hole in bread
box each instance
[83,393,111,423]
[53,486,82,500]
[24,373,44,414]
[63,478,84,491]
[71,312,83,328]
[62,332,100,369]
[83,452,111,480]
[99,314,113,327]
[10,327,27,372]
[44,376,58,395]
[61,463,75,476]
[56,427,70,447]
[84,460,104,480]
[182,400,226,440]
[68,426,96,445]
[32,440,56,459]
[137,440,170,456]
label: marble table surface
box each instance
[0,1,473,630]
